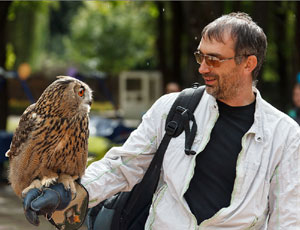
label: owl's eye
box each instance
[78,88,85,97]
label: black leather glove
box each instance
[23,183,72,226]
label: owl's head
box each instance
[36,76,93,117]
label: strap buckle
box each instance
[191,82,200,88]
[166,121,178,136]
[176,106,188,115]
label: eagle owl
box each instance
[6,76,92,198]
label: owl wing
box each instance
[6,103,36,158]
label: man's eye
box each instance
[209,56,219,61]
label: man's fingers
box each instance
[24,208,40,226]
[52,183,72,210]
[23,188,42,211]
[31,188,60,213]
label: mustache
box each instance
[202,74,219,78]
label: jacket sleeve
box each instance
[81,93,177,208]
[267,128,300,229]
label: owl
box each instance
[6,76,92,198]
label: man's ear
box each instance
[244,55,257,74]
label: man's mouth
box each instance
[203,76,217,86]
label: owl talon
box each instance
[41,177,58,188]
[22,179,42,198]
[66,181,77,200]
[22,189,30,198]
[22,188,32,198]
[58,174,77,198]
[61,180,77,194]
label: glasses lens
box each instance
[206,56,220,67]
[194,52,221,68]
[194,52,203,64]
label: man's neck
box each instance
[218,87,255,107]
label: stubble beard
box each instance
[204,70,240,101]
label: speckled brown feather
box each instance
[6,104,36,158]
[7,76,92,197]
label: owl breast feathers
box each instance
[6,76,93,197]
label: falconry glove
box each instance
[23,182,88,230]
[23,183,72,226]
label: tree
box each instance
[0,1,12,130]
[274,2,288,111]
[252,1,269,92]
[156,2,168,86]
[296,2,300,76]
[48,1,82,56]
[64,2,157,74]
[181,2,223,87]
[6,1,51,71]
[155,1,184,86]
[170,1,183,85]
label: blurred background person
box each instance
[288,83,300,125]
[165,81,181,94]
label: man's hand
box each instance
[23,183,72,226]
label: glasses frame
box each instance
[194,51,250,68]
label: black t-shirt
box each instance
[184,99,255,225]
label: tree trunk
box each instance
[181,2,223,87]
[0,1,12,130]
[155,2,169,87]
[274,2,288,111]
[296,2,300,77]
[232,1,242,12]
[170,1,182,85]
[252,1,269,91]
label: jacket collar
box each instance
[207,87,265,143]
[246,87,264,143]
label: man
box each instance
[24,12,300,229]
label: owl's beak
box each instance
[88,100,92,106]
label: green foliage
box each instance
[3,1,300,112]
[47,1,82,56]
[263,42,279,82]
[261,1,296,84]
[8,98,30,116]
[5,43,16,70]
[63,1,157,74]
[6,1,56,71]
[87,136,113,165]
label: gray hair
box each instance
[201,12,267,80]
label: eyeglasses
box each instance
[194,51,249,68]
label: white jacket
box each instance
[82,88,300,230]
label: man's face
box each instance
[197,33,245,102]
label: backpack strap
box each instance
[122,83,205,223]
[112,83,205,229]
[165,83,205,155]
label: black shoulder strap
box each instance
[166,83,205,137]
[121,83,205,229]
[165,83,205,155]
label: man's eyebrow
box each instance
[196,49,222,58]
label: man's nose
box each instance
[198,60,211,74]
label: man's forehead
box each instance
[202,30,234,44]
[198,32,235,54]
